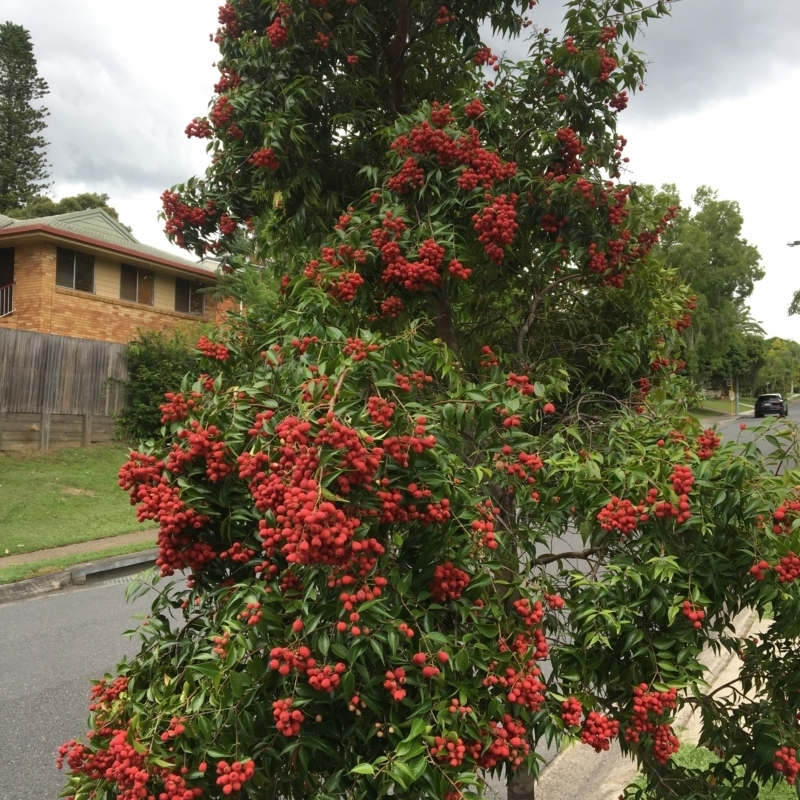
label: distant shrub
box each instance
[116,329,198,443]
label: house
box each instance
[0,208,228,344]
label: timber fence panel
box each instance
[0,329,129,449]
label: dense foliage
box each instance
[0,21,49,212]
[60,2,800,800]
[117,329,199,443]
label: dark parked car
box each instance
[754,393,789,418]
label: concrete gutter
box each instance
[0,549,158,605]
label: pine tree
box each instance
[0,22,50,212]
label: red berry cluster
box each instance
[597,47,618,81]
[749,559,772,581]
[272,698,304,736]
[580,711,619,752]
[395,369,434,391]
[471,518,498,550]
[623,685,677,754]
[772,500,800,534]
[412,652,442,679]
[696,429,721,460]
[430,562,471,602]
[248,147,280,170]
[544,593,565,609]
[471,715,530,770]
[597,496,642,536]
[158,392,202,425]
[88,676,128,717]
[561,697,582,727]
[196,335,230,361]
[160,716,186,742]
[507,372,535,395]
[681,600,706,628]
[472,194,519,263]
[384,667,407,701]
[237,600,262,625]
[554,127,585,174]
[436,6,456,25]
[774,747,800,785]
[185,117,212,139]
[465,98,486,118]
[307,662,347,692]
[246,409,275,436]
[512,598,544,627]
[473,47,497,67]
[328,270,365,302]
[387,157,426,193]
[380,295,405,318]
[366,395,396,428]
[210,96,234,128]
[447,258,471,279]
[169,421,233,482]
[506,666,546,711]
[431,735,466,766]
[216,759,255,795]
[382,237,445,291]
[343,337,381,361]
[775,552,800,584]
[480,345,499,367]
[269,644,315,676]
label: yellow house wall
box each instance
[0,241,223,344]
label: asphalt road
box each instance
[0,573,156,800]
[703,396,800,472]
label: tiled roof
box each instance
[0,208,217,275]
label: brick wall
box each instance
[0,242,225,344]
[0,243,50,332]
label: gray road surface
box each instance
[0,574,154,800]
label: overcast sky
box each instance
[5,0,800,339]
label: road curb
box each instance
[0,549,158,605]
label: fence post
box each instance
[83,413,93,447]
[40,412,50,450]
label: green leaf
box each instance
[350,763,376,775]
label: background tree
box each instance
[59,3,800,800]
[3,191,128,225]
[656,185,764,388]
[756,337,800,397]
[0,21,49,212]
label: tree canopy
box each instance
[0,21,49,212]
[655,185,764,387]
[59,3,800,800]
[4,191,129,227]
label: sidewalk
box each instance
[533,609,761,799]
[0,528,156,567]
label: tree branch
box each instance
[532,547,602,566]
[515,273,583,355]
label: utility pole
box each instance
[735,375,740,416]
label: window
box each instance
[120,264,155,305]
[56,247,95,293]
[175,278,205,316]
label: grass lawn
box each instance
[698,396,756,416]
[0,444,154,557]
[0,540,155,585]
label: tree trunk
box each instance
[508,766,536,800]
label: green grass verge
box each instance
[0,540,155,585]
[699,397,756,416]
[627,744,794,798]
[0,444,154,556]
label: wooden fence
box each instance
[0,329,128,450]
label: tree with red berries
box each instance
[60,2,800,800]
